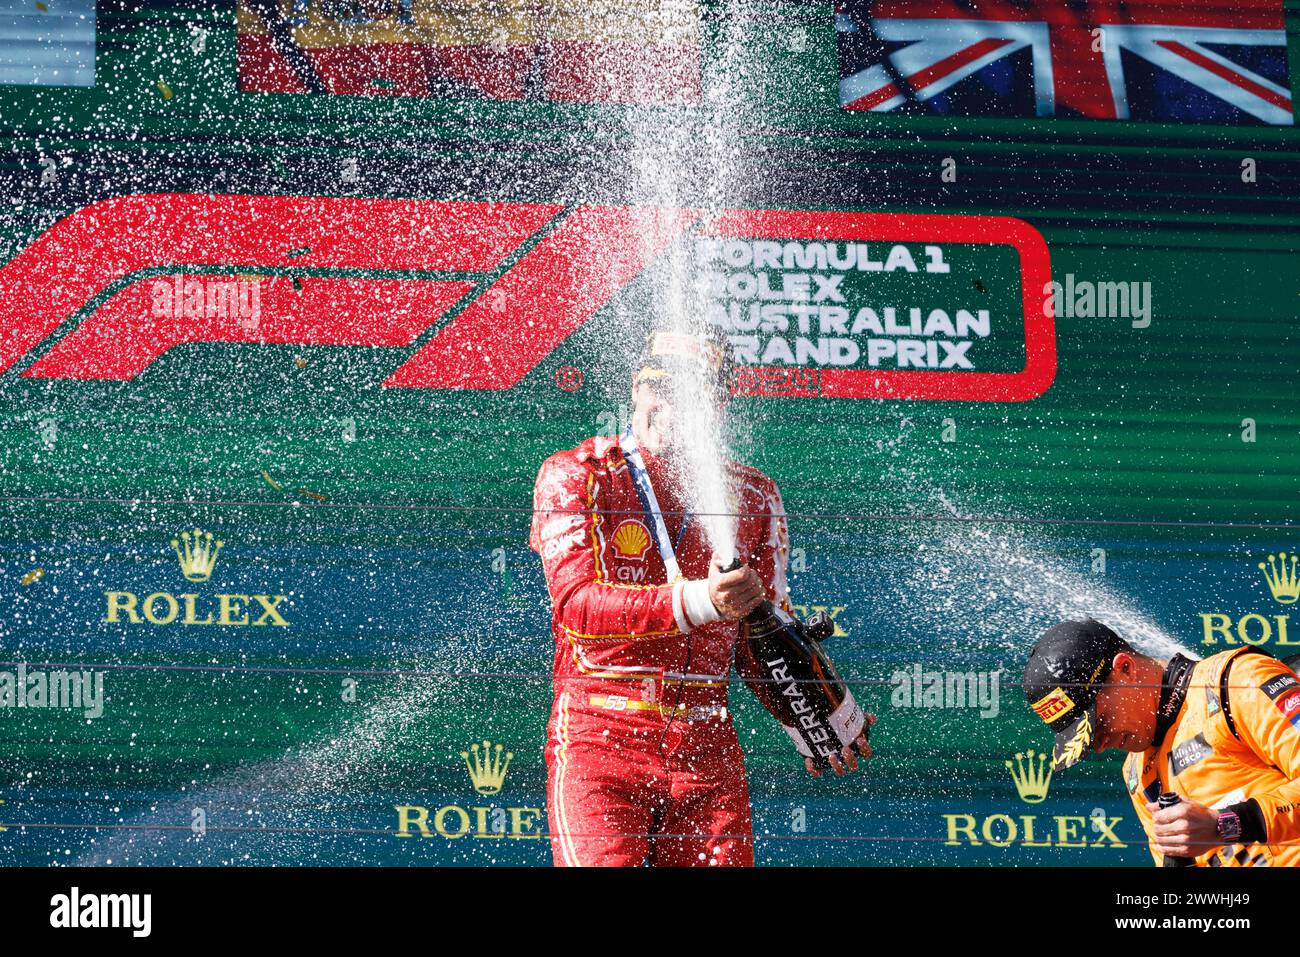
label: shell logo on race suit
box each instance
[610,520,652,560]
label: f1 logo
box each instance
[0,193,1054,401]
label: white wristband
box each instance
[680,579,723,631]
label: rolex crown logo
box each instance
[171,528,224,582]
[1259,551,1299,605]
[461,740,513,795]
[1006,749,1053,804]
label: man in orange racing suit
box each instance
[1025,618,1300,866]
[529,330,874,867]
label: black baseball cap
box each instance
[1023,619,1130,770]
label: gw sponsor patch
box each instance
[1206,686,1220,717]
[1168,733,1213,778]
[1125,755,1139,794]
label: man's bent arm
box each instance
[1224,656,1300,846]
[529,453,718,640]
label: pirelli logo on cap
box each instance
[1031,687,1074,724]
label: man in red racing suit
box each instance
[528,331,872,867]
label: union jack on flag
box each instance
[837,0,1293,125]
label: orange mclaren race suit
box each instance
[529,432,791,867]
[1123,648,1300,866]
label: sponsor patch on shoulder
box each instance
[1125,755,1139,794]
[1261,673,1300,728]
[1262,672,1299,702]
[1275,691,1300,728]
[1206,687,1220,717]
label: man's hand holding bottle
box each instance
[708,554,766,619]
[703,552,875,779]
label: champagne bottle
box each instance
[1158,792,1196,868]
[722,558,865,769]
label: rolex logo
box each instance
[461,740,513,795]
[1006,749,1053,804]
[1260,551,1299,605]
[171,528,224,582]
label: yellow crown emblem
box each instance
[1006,749,1053,804]
[611,520,651,559]
[1259,552,1299,605]
[461,740,513,795]
[171,528,224,582]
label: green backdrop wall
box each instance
[0,0,1297,865]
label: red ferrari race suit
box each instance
[529,433,792,866]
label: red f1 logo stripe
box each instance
[385,205,701,389]
[0,193,562,377]
[24,276,475,381]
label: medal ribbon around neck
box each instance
[619,428,691,582]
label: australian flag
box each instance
[836,0,1293,125]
